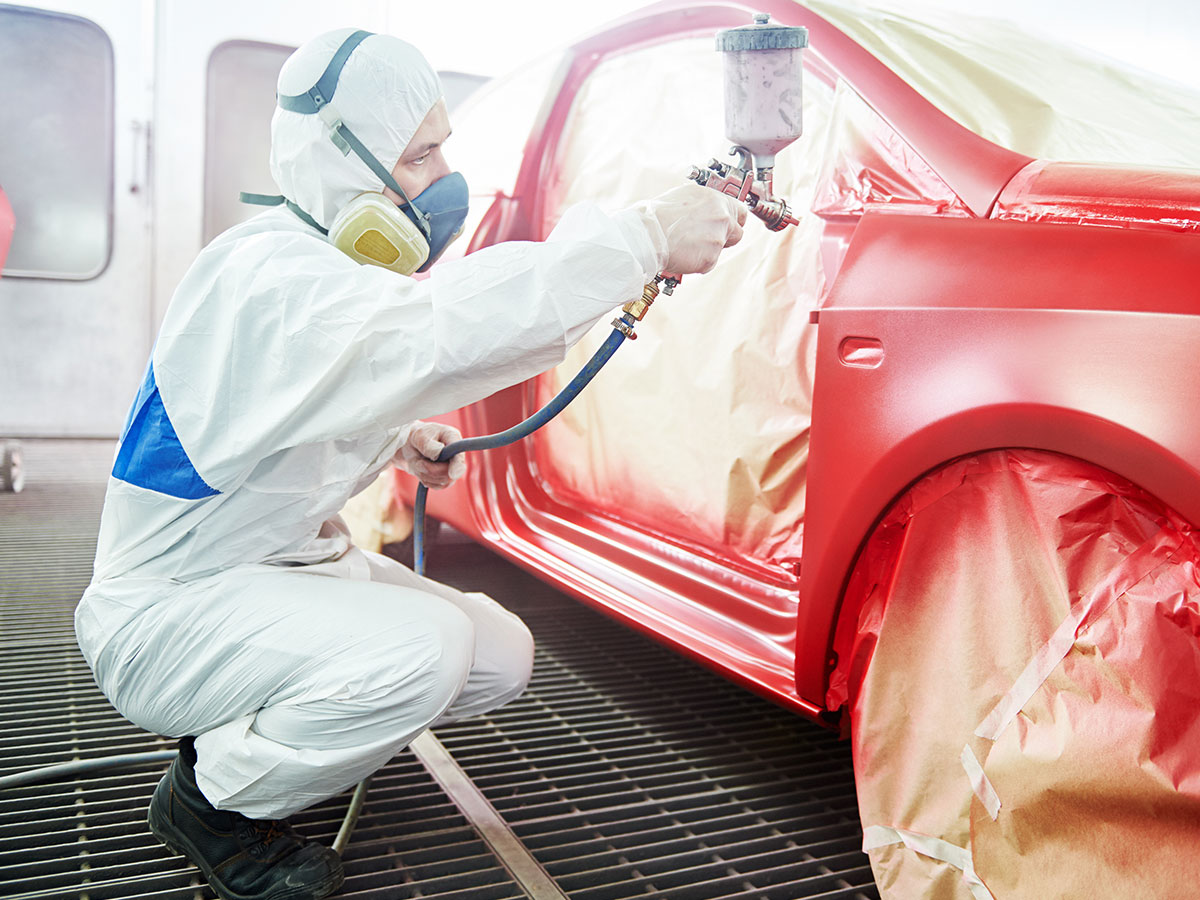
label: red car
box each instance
[0,183,21,495]
[396,3,1200,895]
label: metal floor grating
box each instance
[0,439,878,899]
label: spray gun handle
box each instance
[615,143,792,339]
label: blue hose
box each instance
[413,315,634,576]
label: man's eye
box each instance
[411,155,428,166]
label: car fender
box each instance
[797,212,1200,703]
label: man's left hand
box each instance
[393,421,467,490]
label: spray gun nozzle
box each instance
[748,195,798,231]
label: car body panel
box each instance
[995,159,1200,233]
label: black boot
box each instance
[148,737,344,900]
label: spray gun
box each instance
[705,12,808,230]
[616,12,809,334]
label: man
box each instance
[74,27,744,900]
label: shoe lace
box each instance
[237,818,301,859]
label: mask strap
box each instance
[276,29,433,241]
[239,191,329,235]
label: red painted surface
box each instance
[798,213,1200,702]
[0,186,13,273]
[995,160,1200,233]
[402,2,1200,719]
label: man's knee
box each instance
[495,614,534,705]
[254,599,476,749]
[367,600,476,724]
[438,605,533,722]
[421,602,477,712]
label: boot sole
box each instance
[148,805,344,900]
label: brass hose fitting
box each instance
[623,280,661,321]
[611,276,678,338]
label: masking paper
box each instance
[532,37,829,565]
[808,1,1200,170]
[339,470,412,553]
[831,449,1200,899]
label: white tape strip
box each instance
[975,531,1181,742]
[974,609,1080,741]
[960,744,1001,820]
[863,825,996,900]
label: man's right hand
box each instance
[643,182,747,275]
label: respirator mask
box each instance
[245,29,469,275]
[327,171,468,274]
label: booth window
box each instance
[0,6,113,279]
[203,40,294,244]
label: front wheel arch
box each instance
[831,448,1200,898]
[798,402,1200,705]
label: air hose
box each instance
[412,308,642,576]
[330,278,674,848]
[0,750,178,789]
[331,277,672,847]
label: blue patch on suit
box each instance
[112,359,220,499]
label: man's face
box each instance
[383,98,452,204]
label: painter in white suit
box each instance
[73,26,744,900]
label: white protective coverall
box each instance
[74,30,673,820]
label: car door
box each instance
[426,5,831,713]
[418,0,1021,714]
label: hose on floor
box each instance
[0,750,178,789]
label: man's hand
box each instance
[642,182,747,275]
[393,421,467,490]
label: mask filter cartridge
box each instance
[329,192,430,274]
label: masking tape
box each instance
[959,744,1000,821]
[862,825,995,900]
[975,528,1184,742]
